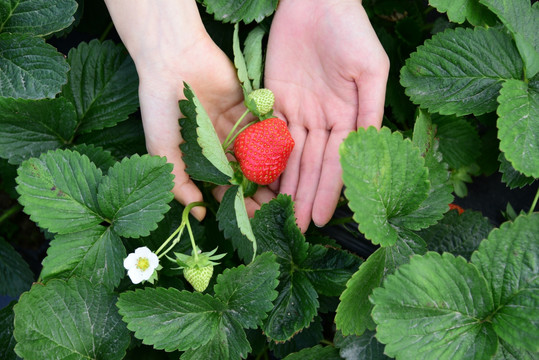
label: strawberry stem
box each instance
[186,219,198,262]
[222,109,251,151]
[530,187,539,215]
[155,201,206,258]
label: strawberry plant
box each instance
[0,0,537,360]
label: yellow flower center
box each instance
[136,257,150,271]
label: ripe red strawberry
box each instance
[233,118,294,185]
[449,203,465,215]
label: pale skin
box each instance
[104,0,388,232]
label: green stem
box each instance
[186,219,199,262]
[99,21,114,42]
[0,204,22,225]
[155,201,206,258]
[529,187,539,215]
[222,109,250,151]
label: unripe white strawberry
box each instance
[246,88,275,116]
[183,265,214,292]
[168,247,225,292]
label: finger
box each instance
[355,58,389,130]
[311,129,349,227]
[293,128,329,232]
[277,123,307,199]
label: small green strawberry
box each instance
[246,88,275,116]
[183,266,214,292]
[169,247,225,292]
[233,117,294,185]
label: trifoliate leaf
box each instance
[179,83,233,184]
[401,27,523,116]
[117,254,280,359]
[428,0,496,26]
[215,252,279,329]
[0,97,77,165]
[62,40,139,133]
[0,0,77,36]
[41,226,126,289]
[252,195,359,341]
[371,252,497,360]
[334,330,390,360]
[217,185,256,262]
[13,277,130,360]
[282,345,342,360]
[0,33,69,99]
[233,23,252,95]
[0,301,18,360]
[97,154,174,238]
[203,0,277,24]
[0,238,33,297]
[497,79,539,178]
[480,0,539,78]
[471,213,539,352]
[16,149,105,234]
[419,209,494,260]
[340,127,431,246]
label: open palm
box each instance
[265,0,389,231]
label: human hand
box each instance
[105,0,275,220]
[265,0,389,232]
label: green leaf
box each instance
[0,97,77,164]
[203,0,277,24]
[282,345,342,360]
[335,247,385,336]
[0,33,69,99]
[0,238,33,297]
[62,39,139,133]
[244,25,266,90]
[0,301,18,360]
[409,111,454,227]
[334,330,390,360]
[117,254,280,359]
[97,154,174,238]
[71,144,116,172]
[217,185,256,262]
[179,83,233,184]
[494,339,537,360]
[432,114,481,169]
[269,317,324,358]
[118,288,226,352]
[41,226,126,289]
[301,245,361,297]
[471,213,539,352]
[371,252,497,360]
[13,277,130,360]
[251,195,359,341]
[340,127,431,246]
[233,23,252,95]
[401,27,523,116]
[419,209,494,260]
[215,252,280,329]
[16,149,105,234]
[497,79,539,178]
[498,152,536,189]
[0,0,77,36]
[428,0,496,26]
[480,0,539,78]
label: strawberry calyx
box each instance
[170,246,225,270]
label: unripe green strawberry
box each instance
[233,118,294,185]
[183,265,214,292]
[246,88,275,116]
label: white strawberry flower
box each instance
[123,246,159,284]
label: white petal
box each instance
[134,246,152,257]
[147,252,159,269]
[123,253,138,270]
[127,268,145,284]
